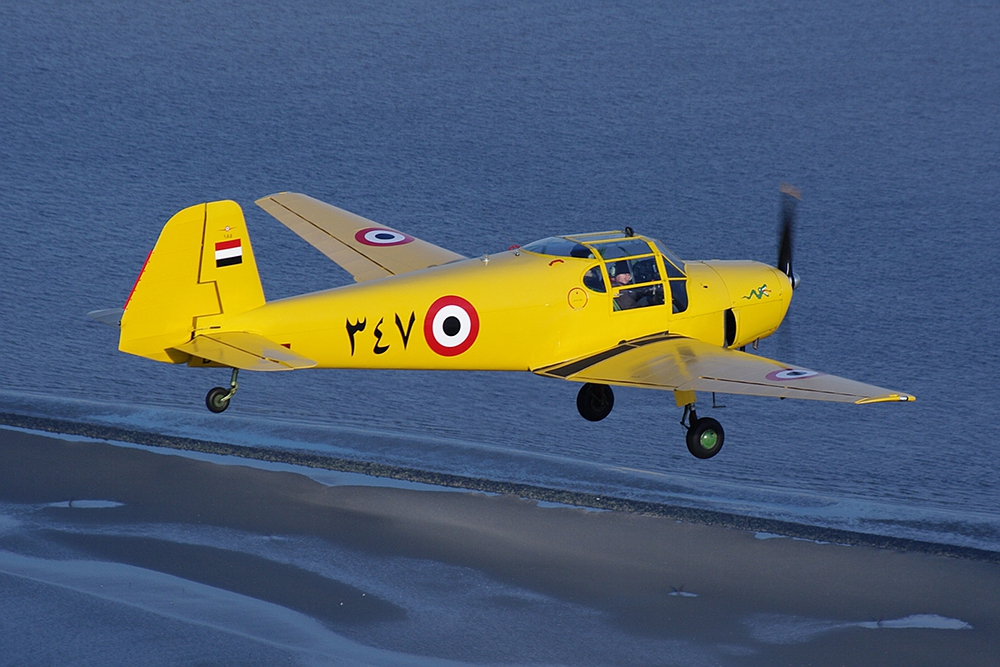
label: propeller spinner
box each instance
[778,183,801,290]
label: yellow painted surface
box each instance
[224,250,616,371]
[674,390,697,407]
[567,287,588,310]
[120,205,796,372]
[177,331,316,371]
[856,395,916,404]
[119,200,264,362]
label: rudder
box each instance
[119,200,265,363]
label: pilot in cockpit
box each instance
[609,260,638,310]
[609,260,633,287]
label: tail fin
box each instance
[119,200,265,363]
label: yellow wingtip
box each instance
[856,393,916,405]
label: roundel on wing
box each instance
[355,227,414,247]
[766,368,821,382]
[424,296,480,356]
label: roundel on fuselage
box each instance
[424,296,479,356]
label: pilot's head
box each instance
[612,261,631,285]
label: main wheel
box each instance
[686,417,724,459]
[205,387,231,414]
[577,383,614,422]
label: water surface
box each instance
[2,0,998,552]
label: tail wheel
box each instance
[206,368,239,414]
[206,387,231,413]
[686,417,724,459]
[577,383,614,422]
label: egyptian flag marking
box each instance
[215,239,243,267]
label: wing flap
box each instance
[535,335,914,404]
[255,192,466,282]
[173,332,317,372]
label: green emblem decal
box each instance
[742,284,771,300]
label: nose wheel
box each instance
[206,368,239,413]
[681,404,724,459]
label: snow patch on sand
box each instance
[47,500,124,509]
[746,612,972,644]
[668,587,698,598]
[857,614,972,630]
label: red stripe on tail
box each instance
[215,239,242,251]
[123,250,152,312]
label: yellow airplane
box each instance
[90,187,913,459]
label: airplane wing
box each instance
[255,192,466,282]
[173,332,317,372]
[534,333,914,404]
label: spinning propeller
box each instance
[771,183,801,362]
[778,182,801,290]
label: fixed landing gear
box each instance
[206,368,239,414]
[681,404,724,459]
[574,385,723,458]
[577,383,614,422]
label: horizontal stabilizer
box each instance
[88,308,124,327]
[173,332,316,372]
[534,333,914,404]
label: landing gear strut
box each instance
[206,368,239,414]
[681,404,724,459]
[577,383,614,422]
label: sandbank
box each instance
[1,426,997,666]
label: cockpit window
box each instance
[566,231,628,243]
[663,260,685,279]
[669,280,688,313]
[582,266,606,293]
[650,240,686,275]
[607,257,665,310]
[522,237,594,259]
[615,284,666,310]
[607,257,660,285]
[591,239,653,260]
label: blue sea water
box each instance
[2,0,999,559]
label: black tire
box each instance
[577,383,614,422]
[686,417,724,459]
[205,387,231,414]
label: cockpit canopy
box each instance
[520,237,595,259]
[522,232,685,275]
[522,231,689,313]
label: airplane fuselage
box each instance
[211,244,792,373]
